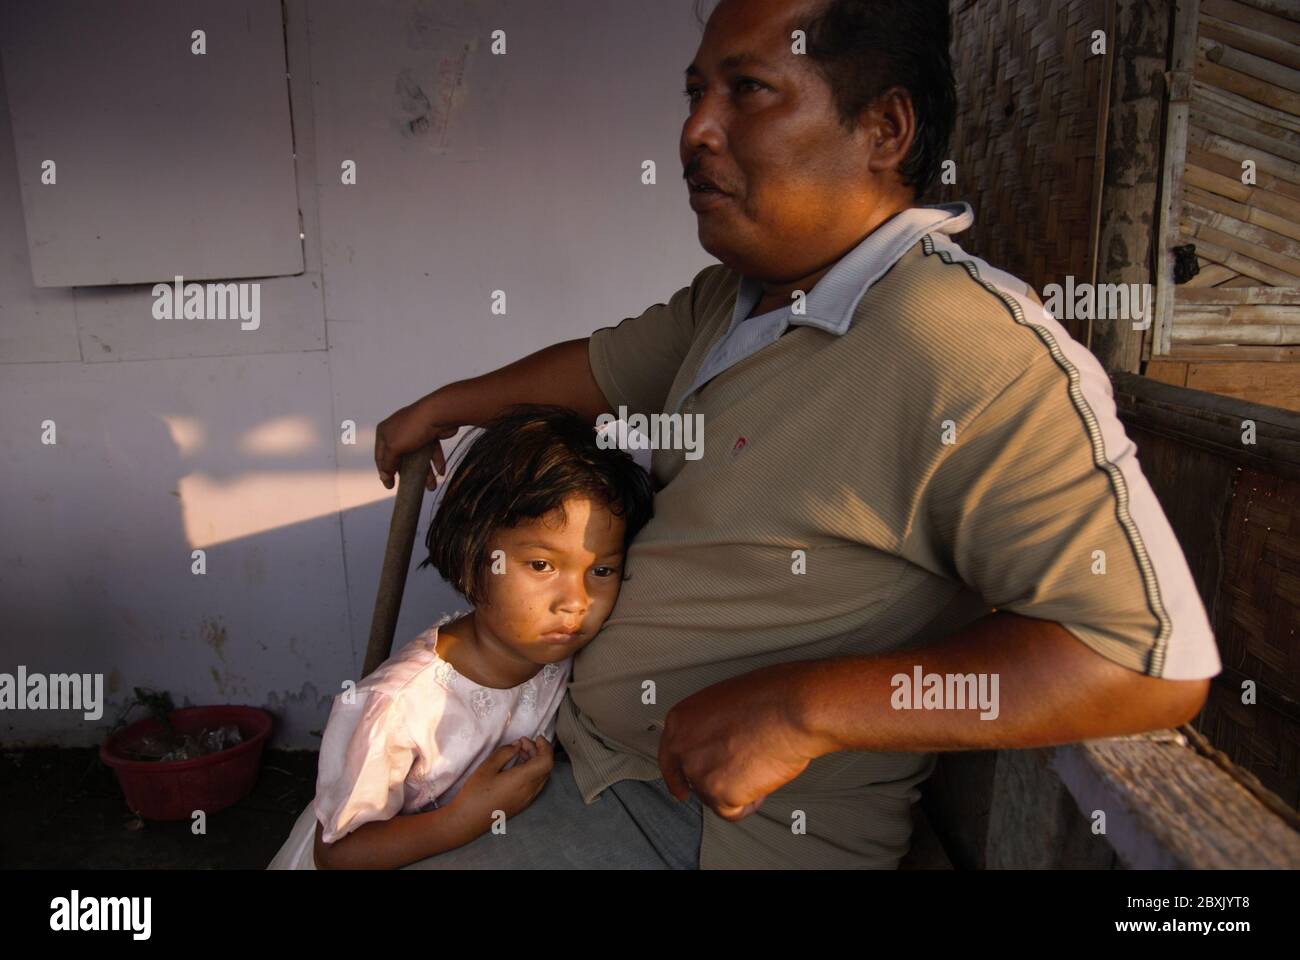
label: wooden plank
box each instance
[1185,184,1300,243]
[1051,736,1300,868]
[1218,275,1260,286]
[1196,59,1300,114]
[1093,0,1171,375]
[1196,35,1300,94]
[1187,145,1300,203]
[1170,342,1300,360]
[1187,361,1300,412]
[1179,224,1300,285]
[1112,368,1300,474]
[1200,13,1300,71]
[1145,359,1190,386]
[1174,303,1300,323]
[1184,262,1239,286]
[1185,124,1300,186]
[1189,102,1300,163]
[1202,0,1300,43]
[1193,79,1300,136]
[1173,323,1300,344]
[1177,285,1300,304]
[1182,198,1300,260]
[1155,0,1202,356]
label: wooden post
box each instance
[363,443,437,678]
[1153,0,1202,357]
[1092,0,1175,374]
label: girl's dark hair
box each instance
[418,404,655,606]
[693,0,956,200]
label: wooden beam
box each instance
[1154,0,1202,356]
[1050,731,1300,868]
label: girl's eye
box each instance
[529,560,551,573]
[592,566,618,578]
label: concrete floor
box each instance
[0,747,317,868]
[1,746,954,868]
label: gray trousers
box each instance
[403,755,703,869]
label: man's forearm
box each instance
[430,337,612,427]
[789,611,1211,756]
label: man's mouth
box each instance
[688,174,726,194]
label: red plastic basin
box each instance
[100,705,273,821]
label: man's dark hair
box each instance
[694,0,957,199]
[419,404,654,606]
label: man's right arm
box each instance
[374,337,611,489]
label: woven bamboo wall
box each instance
[936,0,1108,342]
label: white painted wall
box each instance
[0,0,717,748]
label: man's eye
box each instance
[736,78,763,92]
[682,86,700,103]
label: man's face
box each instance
[681,0,904,281]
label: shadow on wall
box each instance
[1,400,463,751]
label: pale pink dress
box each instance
[268,610,571,870]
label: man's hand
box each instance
[374,395,458,491]
[657,664,824,822]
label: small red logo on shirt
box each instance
[731,436,748,458]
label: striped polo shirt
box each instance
[555,201,1222,869]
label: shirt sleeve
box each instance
[909,352,1222,680]
[313,688,419,843]
[587,264,721,421]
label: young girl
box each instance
[268,404,653,869]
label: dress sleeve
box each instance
[907,353,1222,680]
[313,687,420,844]
[587,264,726,421]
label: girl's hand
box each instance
[449,736,554,828]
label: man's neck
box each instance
[747,201,915,318]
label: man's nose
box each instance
[682,101,724,157]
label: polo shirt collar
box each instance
[730,201,974,336]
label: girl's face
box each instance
[475,496,628,666]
